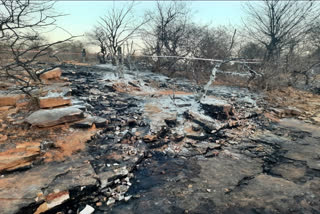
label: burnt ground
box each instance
[1,64,320,214]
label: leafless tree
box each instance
[180,24,235,83]
[239,42,265,60]
[0,0,76,96]
[243,0,318,61]
[143,1,192,74]
[98,2,147,77]
[86,26,108,64]
[308,20,320,58]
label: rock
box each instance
[99,167,129,189]
[239,96,256,106]
[284,106,302,116]
[40,141,54,150]
[94,116,108,128]
[107,197,116,206]
[270,163,306,181]
[143,134,158,143]
[70,104,86,112]
[72,116,107,128]
[72,115,95,128]
[0,134,8,142]
[205,150,220,157]
[184,110,227,132]
[312,112,320,123]
[270,108,286,117]
[164,115,177,127]
[200,99,235,120]
[79,205,95,214]
[0,142,40,173]
[89,88,102,95]
[183,122,207,140]
[171,132,184,142]
[16,99,30,108]
[228,174,307,213]
[124,195,132,201]
[26,106,85,127]
[0,156,97,214]
[39,67,62,81]
[42,84,72,96]
[251,132,288,148]
[264,112,280,122]
[35,191,70,214]
[0,94,25,107]
[0,106,13,111]
[39,97,71,108]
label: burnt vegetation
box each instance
[0,0,76,97]
[85,0,320,92]
[1,1,320,214]
[1,0,320,97]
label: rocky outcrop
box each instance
[0,156,97,214]
[184,110,227,132]
[72,115,108,128]
[0,142,41,173]
[200,99,235,120]
[39,67,62,81]
[39,97,71,109]
[1,63,319,214]
[0,94,25,107]
[26,106,85,127]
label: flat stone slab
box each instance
[39,97,71,109]
[0,106,14,111]
[184,110,227,132]
[39,67,62,81]
[0,156,97,214]
[0,142,41,173]
[26,106,84,127]
[0,93,25,107]
[227,174,312,213]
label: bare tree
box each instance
[86,26,108,64]
[143,1,191,74]
[0,0,76,96]
[98,2,147,77]
[239,42,265,60]
[243,0,318,61]
[308,20,320,58]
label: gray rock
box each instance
[184,110,227,132]
[26,106,84,127]
[94,116,108,128]
[72,117,94,128]
[0,156,97,214]
[99,167,129,189]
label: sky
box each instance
[50,1,246,51]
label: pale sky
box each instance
[50,1,246,51]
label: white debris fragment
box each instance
[124,195,132,201]
[79,205,95,214]
[107,197,116,206]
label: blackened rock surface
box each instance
[200,99,235,120]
